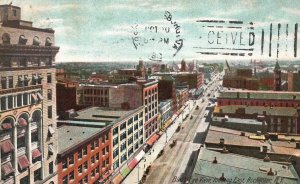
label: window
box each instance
[1,77,7,89]
[113,127,119,135]
[113,137,118,146]
[134,115,138,121]
[83,161,88,170]
[113,149,119,158]
[78,150,82,159]
[83,147,87,155]
[2,33,10,44]
[62,159,67,169]
[13,9,16,16]
[23,75,28,86]
[120,122,126,130]
[78,165,82,174]
[7,96,13,109]
[47,73,52,83]
[106,146,109,153]
[62,176,68,184]
[47,89,52,100]
[8,76,13,88]
[69,155,74,165]
[48,106,52,118]
[49,162,53,174]
[69,171,74,181]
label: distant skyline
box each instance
[4,0,300,62]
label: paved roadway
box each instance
[144,75,221,184]
[122,73,222,184]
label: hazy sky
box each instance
[3,0,300,63]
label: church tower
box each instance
[274,61,281,91]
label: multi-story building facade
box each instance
[57,124,112,184]
[59,106,145,184]
[217,91,300,108]
[0,5,58,184]
[77,83,142,110]
[213,105,300,134]
[158,99,173,131]
[288,71,300,92]
[138,79,159,141]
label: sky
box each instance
[2,0,300,63]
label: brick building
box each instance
[57,124,112,184]
[176,88,189,111]
[214,105,300,134]
[77,83,142,110]
[217,91,300,108]
[59,106,145,184]
[153,72,204,89]
[288,71,300,92]
[137,79,159,141]
[0,5,58,184]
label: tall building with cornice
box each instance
[0,4,59,184]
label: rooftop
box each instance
[214,105,299,117]
[205,126,267,147]
[57,125,104,154]
[191,149,299,184]
[71,106,143,125]
[219,90,300,100]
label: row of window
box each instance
[83,89,108,95]
[2,33,52,46]
[0,73,52,89]
[144,87,158,96]
[0,56,53,68]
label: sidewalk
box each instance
[122,101,194,184]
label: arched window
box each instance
[2,33,10,44]
[45,37,52,46]
[0,117,15,179]
[19,35,27,45]
[17,113,30,172]
[33,36,40,46]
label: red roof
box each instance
[32,148,41,159]
[18,155,29,170]
[1,139,14,153]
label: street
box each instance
[122,74,221,184]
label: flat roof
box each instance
[205,126,267,147]
[219,91,300,100]
[72,106,143,125]
[191,149,299,184]
[213,117,262,125]
[57,125,104,154]
[214,105,299,117]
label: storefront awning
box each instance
[2,123,12,130]
[120,165,131,178]
[48,126,55,135]
[37,93,43,100]
[1,162,14,176]
[31,93,38,101]
[1,139,14,153]
[111,173,123,184]
[146,134,159,146]
[18,118,27,127]
[135,150,145,161]
[127,158,138,170]
[18,155,29,170]
[48,144,54,154]
[32,148,41,159]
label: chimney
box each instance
[213,157,218,164]
[219,173,226,181]
[267,168,274,176]
[296,143,300,149]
